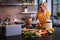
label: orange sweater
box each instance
[36,10,51,28]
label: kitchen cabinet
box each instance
[0,25,22,37]
[0,26,6,40]
[5,25,22,36]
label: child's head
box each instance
[26,17,32,25]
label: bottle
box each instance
[24,6,28,12]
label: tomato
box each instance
[42,30,45,32]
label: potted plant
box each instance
[57,12,60,17]
[57,12,60,19]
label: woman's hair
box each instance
[39,2,47,9]
[39,3,43,6]
[43,2,47,8]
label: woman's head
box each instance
[43,2,47,8]
[39,2,47,11]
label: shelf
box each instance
[0,3,23,5]
[22,3,37,5]
[21,11,37,14]
[1,3,37,6]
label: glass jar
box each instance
[46,20,52,30]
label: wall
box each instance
[0,5,37,21]
[0,6,23,19]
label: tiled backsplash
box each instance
[0,6,22,19]
[0,5,37,21]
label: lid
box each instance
[46,20,52,23]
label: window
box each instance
[53,0,60,4]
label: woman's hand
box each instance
[36,19,42,27]
[37,19,39,23]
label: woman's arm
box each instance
[36,11,39,20]
[36,11,41,27]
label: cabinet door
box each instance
[0,26,6,34]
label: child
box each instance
[22,17,35,29]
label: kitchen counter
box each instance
[7,27,60,40]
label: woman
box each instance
[36,2,51,29]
